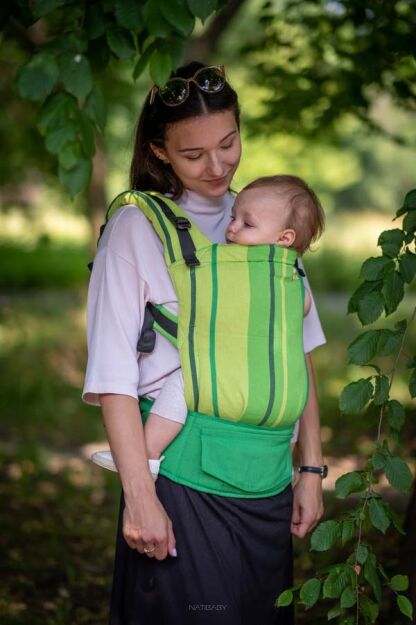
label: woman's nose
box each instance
[207,152,223,177]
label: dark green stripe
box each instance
[188,266,199,410]
[209,245,219,416]
[259,245,276,425]
[141,194,176,264]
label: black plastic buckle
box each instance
[175,217,191,230]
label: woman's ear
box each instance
[275,228,296,248]
[150,143,170,164]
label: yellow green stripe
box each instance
[209,245,219,416]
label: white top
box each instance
[82,190,326,409]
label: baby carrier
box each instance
[97,190,309,497]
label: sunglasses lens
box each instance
[195,67,225,93]
[159,80,188,105]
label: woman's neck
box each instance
[180,189,231,217]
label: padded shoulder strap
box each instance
[106,190,211,268]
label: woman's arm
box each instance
[100,393,176,560]
[291,353,324,538]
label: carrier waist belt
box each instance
[139,397,294,499]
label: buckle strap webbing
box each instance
[151,195,200,267]
[136,302,178,353]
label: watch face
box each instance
[322,465,328,478]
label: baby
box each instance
[91,174,324,477]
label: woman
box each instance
[83,62,325,624]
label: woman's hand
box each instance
[123,486,177,560]
[291,473,323,538]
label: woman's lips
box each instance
[204,175,227,185]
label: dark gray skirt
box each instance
[109,476,294,625]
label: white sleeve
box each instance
[151,369,188,424]
[82,226,149,407]
[298,258,326,353]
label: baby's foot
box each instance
[90,450,165,480]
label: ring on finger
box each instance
[143,545,156,553]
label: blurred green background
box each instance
[1,1,416,624]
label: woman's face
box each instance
[154,110,241,198]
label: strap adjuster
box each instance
[175,217,191,230]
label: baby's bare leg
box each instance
[144,412,183,459]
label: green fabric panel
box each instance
[210,244,250,420]
[139,397,294,498]
[244,245,272,423]
[209,244,219,416]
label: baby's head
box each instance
[226,175,324,254]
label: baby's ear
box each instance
[276,228,296,248]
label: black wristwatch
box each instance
[298,465,328,478]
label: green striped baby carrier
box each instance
[104,190,309,497]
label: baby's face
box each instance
[226,187,291,246]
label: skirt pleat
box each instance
[109,476,294,625]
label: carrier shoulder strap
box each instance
[105,190,211,268]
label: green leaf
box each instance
[360,595,379,622]
[339,378,373,414]
[59,158,92,197]
[357,291,385,325]
[384,456,413,492]
[115,0,143,30]
[160,0,194,36]
[84,86,106,132]
[383,270,404,314]
[107,25,136,59]
[17,54,59,101]
[368,497,390,534]
[323,567,351,598]
[378,229,404,257]
[58,143,81,170]
[341,519,355,545]
[385,399,405,431]
[348,280,382,314]
[403,210,416,234]
[310,520,340,551]
[275,589,293,607]
[372,448,386,470]
[327,606,343,620]
[348,331,379,365]
[376,329,401,357]
[149,48,173,86]
[38,92,78,132]
[77,112,96,158]
[399,251,416,283]
[390,575,409,592]
[299,578,321,608]
[397,189,416,216]
[59,53,93,99]
[133,43,156,80]
[360,256,395,281]
[143,2,173,37]
[409,369,416,398]
[373,375,389,406]
[187,0,217,22]
[45,123,76,154]
[340,585,356,609]
[335,471,365,499]
[32,0,66,18]
[356,544,368,564]
[364,555,382,602]
[397,595,413,619]
[85,3,110,40]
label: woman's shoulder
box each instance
[98,203,164,265]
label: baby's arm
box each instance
[145,369,187,459]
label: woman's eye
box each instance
[221,142,233,150]
[186,154,201,161]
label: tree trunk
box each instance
[86,139,107,254]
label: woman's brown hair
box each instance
[130,62,240,199]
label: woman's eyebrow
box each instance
[177,130,237,153]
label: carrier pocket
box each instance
[200,427,292,494]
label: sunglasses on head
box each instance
[149,65,226,107]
